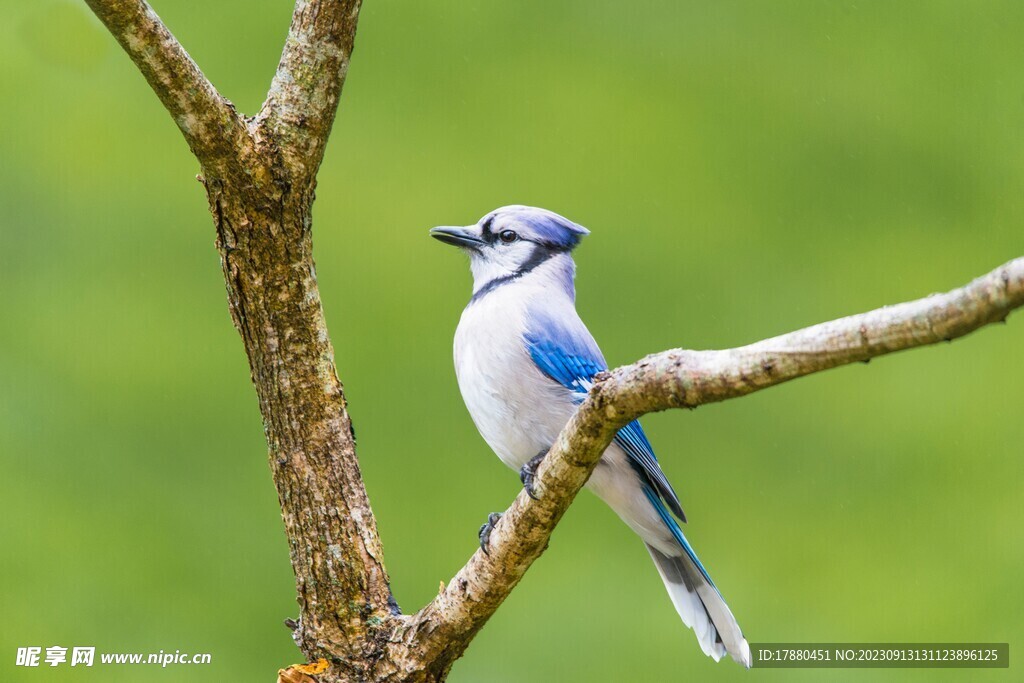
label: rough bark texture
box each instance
[87,1,396,680]
[205,184,396,673]
[260,0,362,178]
[84,2,1024,681]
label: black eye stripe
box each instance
[480,216,496,239]
[478,222,573,252]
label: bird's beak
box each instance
[430,226,485,250]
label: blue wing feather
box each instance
[524,309,686,522]
[617,420,686,522]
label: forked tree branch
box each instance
[398,256,1024,671]
[83,2,1024,681]
[87,1,394,678]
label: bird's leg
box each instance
[519,449,548,500]
[478,512,503,555]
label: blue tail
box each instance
[643,488,751,667]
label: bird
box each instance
[430,205,751,667]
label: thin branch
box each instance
[261,0,363,179]
[402,256,1024,669]
[84,0,261,179]
[608,256,1024,412]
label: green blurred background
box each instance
[2,1,1022,681]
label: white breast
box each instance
[453,281,576,471]
[452,271,677,553]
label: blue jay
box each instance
[431,205,751,667]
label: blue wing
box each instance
[523,309,686,522]
[617,420,686,522]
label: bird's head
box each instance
[430,205,589,296]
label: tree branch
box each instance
[83,0,263,180]
[87,2,391,678]
[260,0,363,180]
[400,256,1024,672]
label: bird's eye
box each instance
[498,230,518,243]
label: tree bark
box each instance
[205,182,396,675]
[86,1,397,679]
[82,2,1024,681]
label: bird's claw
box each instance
[478,512,502,555]
[519,450,547,500]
